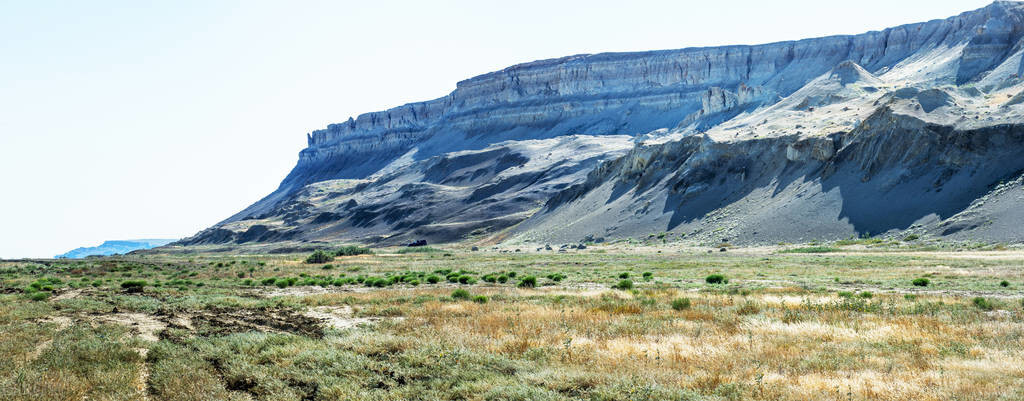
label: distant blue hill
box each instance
[56,239,176,259]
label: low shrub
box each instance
[29,292,48,301]
[912,278,930,287]
[1000,280,1010,288]
[334,245,372,256]
[642,272,653,280]
[705,274,727,284]
[612,279,633,290]
[120,280,148,293]
[546,273,566,282]
[859,291,873,299]
[305,250,334,264]
[618,272,630,279]
[837,291,854,298]
[497,275,509,283]
[973,297,994,311]
[736,301,760,315]
[426,275,441,284]
[518,276,537,288]
[472,295,488,304]
[451,289,471,300]
[671,298,691,311]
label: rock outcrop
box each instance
[181,2,1024,247]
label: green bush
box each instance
[518,276,537,288]
[1000,280,1010,287]
[451,289,471,300]
[305,250,334,264]
[472,295,488,304]
[261,277,277,286]
[912,278,930,287]
[334,245,372,256]
[321,264,334,270]
[426,275,441,284]
[497,275,509,283]
[671,298,691,311]
[28,292,48,301]
[859,291,873,299]
[837,291,854,298]
[546,273,566,282]
[120,280,148,293]
[973,297,994,311]
[618,272,630,279]
[612,279,633,290]
[705,274,727,284]
[642,272,653,280]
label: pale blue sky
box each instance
[0,0,992,258]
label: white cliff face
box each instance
[286,3,1024,188]
[184,2,1024,247]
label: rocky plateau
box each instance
[178,2,1024,249]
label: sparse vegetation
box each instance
[1,247,1021,400]
[779,246,839,253]
[395,246,444,254]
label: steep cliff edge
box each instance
[182,2,1024,247]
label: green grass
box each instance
[395,246,445,254]
[334,245,373,256]
[2,247,1024,400]
[778,246,840,254]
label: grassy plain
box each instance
[1,244,1022,400]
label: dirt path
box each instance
[302,306,376,330]
[26,316,73,362]
[96,313,166,400]
[51,288,82,301]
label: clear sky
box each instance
[0,0,993,258]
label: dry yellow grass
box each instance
[298,287,1024,400]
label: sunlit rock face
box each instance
[181,2,1024,247]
